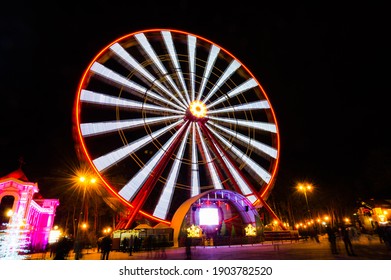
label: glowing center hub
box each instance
[189,100,207,118]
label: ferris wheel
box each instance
[74,29,281,227]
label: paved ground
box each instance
[29,233,391,260]
[28,234,391,260]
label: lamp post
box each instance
[74,175,96,259]
[298,184,312,220]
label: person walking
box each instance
[128,235,134,256]
[326,226,338,254]
[341,226,356,256]
[185,236,192,260]
[100,234,112,260]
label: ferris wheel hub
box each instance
[187,100,207,121]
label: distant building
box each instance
[0,168,59,252]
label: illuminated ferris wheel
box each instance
[74,29,281,227]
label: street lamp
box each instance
[74,175,96,259]
[78,176,96,224]
[297,184,312,220]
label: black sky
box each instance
[1,1,390,201]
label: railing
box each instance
[263,230,303,244]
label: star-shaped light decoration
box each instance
[187,224,202,238]
[244,224,257,236]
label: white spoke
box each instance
[161,31,191,105]
[119,122,188,201]
[191,123,200,196]
[90,62,184,111]
[207,121,277,159]
[206,78,258,109]
[135,33,189,106]
[80,89,184,115]
[208,100,270,115]
[196,45,220,101]
[213,142,257,203]
[80,115,181,137]
[93,120,183,172]
[208,115,277,134]
[188,35,197,102]
[110,43,187,110]
[208,125,272,184]
[196,124,223,190]
[153,125,191,219]
[202,60,241,104]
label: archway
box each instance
[171,189,262,247]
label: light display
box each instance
[244,224,257,236]
[0,211,30,260]
[199,208,219,226]
[48,226,62,244]
[186,224,202,238]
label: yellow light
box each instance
[49,229,62,244]
[187,224,202,237]
[6,209,13,217]
[189,100,207,118]
[79,175,97,184]
[298,183,312,191]
[244,224,257,236]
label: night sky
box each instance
[1,2,390,203]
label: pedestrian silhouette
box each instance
[53,237,71,260]
[100,234,112,260]
[121,237,129,252]
[326,226,338,254]
[128,235,134,256]
[185,236,192,259]
[341,226,356,256]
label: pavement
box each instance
[27,234,391,260]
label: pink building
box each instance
[0,169,59,252]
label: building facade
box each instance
[0,169,59,252]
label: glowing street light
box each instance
[77,175,97,223]
[74,174,97,259]
[103,227,111,235]
[297,183,313,219]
